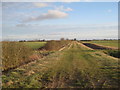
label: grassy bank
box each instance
[2,41,33,71]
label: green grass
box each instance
[23,42,46,50]
[82,40,119,48]
[2,41,119,88]
[103,50,120,58]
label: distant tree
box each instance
[66,38,69,40]
[42,39,45,42]
[74,38,76,41]
[19,40,26,42]
[60,38,65,41]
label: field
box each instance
[2,40,119,88]
[23,42,47,50]
[82,40,119,48]
[81,40,119,58]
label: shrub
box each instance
[2,41,33,71]
[44,40,70,51]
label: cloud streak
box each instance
[22,10,68,22]
[55,5,73,11]
[34,3,49,8]
[3,29,118,41]
[3,23,118,41]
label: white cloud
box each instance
[23,10,68,22]
[65,8,73,11]
[34,3,49,8]
[3,28,118,41]
[55,5,73,11]
[3,23,118,41]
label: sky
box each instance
[1,1,118,41]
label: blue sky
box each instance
[2,1,118,40]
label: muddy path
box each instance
[82,43,118,50]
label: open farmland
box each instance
[23,42,47,50]
[2,2,119,89]
[82,40,119,48]
[2,40,119,88]
[81,40,119,58]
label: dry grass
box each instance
[2,41,33,71]
[44,40,70,51]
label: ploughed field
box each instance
[2,40,119,88]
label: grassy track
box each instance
[2,41,119,88]
[82,40,119,48]
[23,42,46,49]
